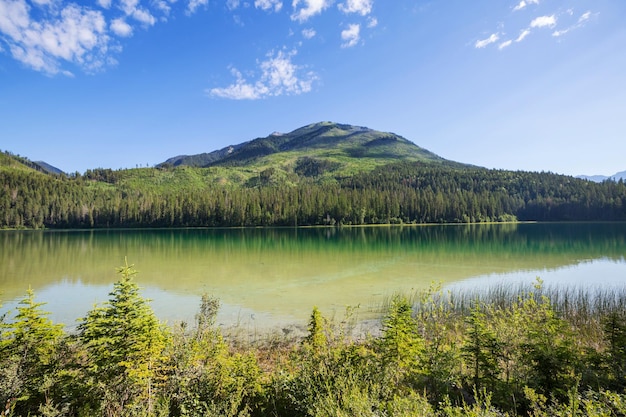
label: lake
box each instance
[1,223,625,331]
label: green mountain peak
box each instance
[159,122,463,178]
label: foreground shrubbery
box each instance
[2,265,626,416]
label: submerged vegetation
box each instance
[2,264,626,416]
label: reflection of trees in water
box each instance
[1,223,625,297]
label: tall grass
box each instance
[377,280,626,322]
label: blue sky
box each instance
[1,0,625,176]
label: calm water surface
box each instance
[1,223,625,330]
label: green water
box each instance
[1,223,625,329]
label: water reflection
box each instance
[1,223,625,328]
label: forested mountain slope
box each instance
[158,122,468,182]
[2,159,625,229]
[2,122,625,229]
[0,150,61,175]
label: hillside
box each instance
[2,123,626,229]
[159,122,467,182]
[0,151,62,175]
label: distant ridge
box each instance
[577,170,626,183]
[1,150,64,175]
[34,160,64,175]
[158,121,466,170]
[161,142,249,167]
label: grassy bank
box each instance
[2,266,626,416]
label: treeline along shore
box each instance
[2,160,626,229]
[3,263,626,416]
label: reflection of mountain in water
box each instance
[1,223,625,320]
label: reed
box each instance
[375,280,626,338]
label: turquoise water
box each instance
[1,223,625,330]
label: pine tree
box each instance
[461,302,501,392]
[378,295,424,391]
[78,260,168,416]
[0,288,64,415]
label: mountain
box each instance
[1,151,63,175]
[161,142,249,167]
[33,160,64,175]
[577,170,626,183]
[158,122,467,176]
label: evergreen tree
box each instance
[77,260,168,416]
[378,295,424,392]
[461,302,501,392]
[0,288,64,415]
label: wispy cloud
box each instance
[97,0,112,9]
[499,27,531,49]
[513,0,539,12]
[475,33,499,49]
[0,1,112,74]
[302,28,316,39]
[186,0,208,15]
[338,0,372,16]
[1,0,376,81]
[477,5,595,52]
[116,0,156,25]
[515,28,531,42]
[208,49,318,100]
[111,18,133,37]
[255,0,283,12]
[498,40,512,50]
[227,0,240,11]
[341,23,360,48]
[132,8,156,25]
[291,0,332,22]
[579,11,591,23]
[530,15,556,29]
[553,10,594,37]
[153,0,175,17]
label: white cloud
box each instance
[367,16,377,28]
[0,0,30,40]
[0,1,113,74]
[96,0,112,8]
[291,0,331,22]
[341,23,360,48]
[498,28,530,49]
[132,8,156,25]
[187,0,208,15]
[153,0,174,16]
[111,18,133,37]
[302,28,316,39]
[113,0,156,25]
[515,28,530,42]
[513,1,525,11]
[210,67,261,99]
[498,40,512,49]
[513,0,539,12]
[475,33,499,48]
[227,0,240,10]
[255,0,283,12]
[209,49,317,99]
[530,15,556,28]
[119,0,139,15]
[579,11,591,23]
[480,5,593,51]
[338,0,372,16]
[553,11,594,38]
